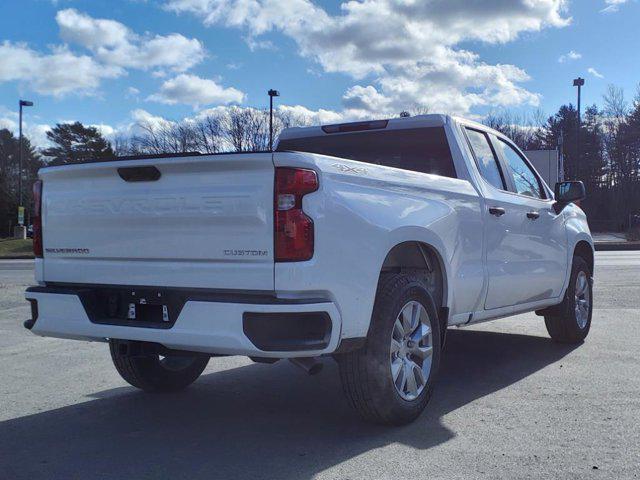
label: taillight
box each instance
[32,180,43,258]
[274,167,318,262]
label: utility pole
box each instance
[268,89,280,151]
[558,129,564,182]
[573,78,584,179]
[18,100,33,227]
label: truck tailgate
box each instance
[39,153,275,290]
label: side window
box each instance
[494,138,545,199]
[465,128,505,190]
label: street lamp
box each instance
[268,89,280,151]
[572,78,584,179]
[18,99,34,224]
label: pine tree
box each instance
[0,129,43,235]
[42,122,113,166]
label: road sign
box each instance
[18,206,25,226]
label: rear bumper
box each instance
[25,286,341,358]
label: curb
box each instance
[594,243,640,251]
[0,255,34,260]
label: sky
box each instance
[0,0,638,148]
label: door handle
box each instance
[488,207,506,217]
[526,211,540,220]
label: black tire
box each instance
[109,340,209,392]
[337,273,442,425]
[544,255,593,344]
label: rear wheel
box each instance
[109,340,209,392]
[337,273,441,425]
[544,256,593,343]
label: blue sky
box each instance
[0,0,638,147]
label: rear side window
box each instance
[276,127,457,178]
[464,128,506,190]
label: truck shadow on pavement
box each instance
[0,329,578,480]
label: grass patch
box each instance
[0,238,33,257]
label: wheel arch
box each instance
[377,240,449,344]
[574,240,594,276]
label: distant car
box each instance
[24,114,594,425]
[26,225,33,238]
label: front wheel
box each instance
[109,340,209,392]
[337,273,441,425]
[544,255,593,344]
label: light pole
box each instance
[572,78,584,179]
[18,99,34,215]
[268,89,280,151]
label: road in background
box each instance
[1,253,639,479]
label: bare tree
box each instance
[192,116,224,154]
[407,104,431,116]
[116,106,315,157]
[222,107,270,152]
[112,134,138,156]
[483,110,544,150]
[130,121,199,155]
[603,84,628,120]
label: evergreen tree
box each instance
[581,105,606,188]
[0,129,43,235]
[537,104,580,180]
[609,90,640,229]
[42,122,113,166]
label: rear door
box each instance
[40,153,275,291]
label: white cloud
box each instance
[90,124,116,138]
[147,74,245,107]
[276,105,345,125]
[0,108,17,132]
[27,124,54,149]
[56,9,206,72]
[601,0,628,13]
[588,67,604,79]
[164,0,569,116]
[244,36,276,51]
[342,85,392,113]
[0,41,121,97]
[0,116,17,132]
[131,108,175,130]
[0,10,212,98]
[105,108,175,140]
[558,50,582,63]
[126,87,141,99]
[0,108,52,149]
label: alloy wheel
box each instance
[574,271,591,329]
[390,300,434,401]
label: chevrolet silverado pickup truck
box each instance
[24,114,593,425]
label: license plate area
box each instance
[129,303,169,323]
[80,287,186,329]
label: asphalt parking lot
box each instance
[1,252,639,480]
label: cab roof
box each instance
[277,113,510,147]
[278,114,450,143]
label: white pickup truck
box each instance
[25,114,593,425]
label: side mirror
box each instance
[554,181,586,213]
